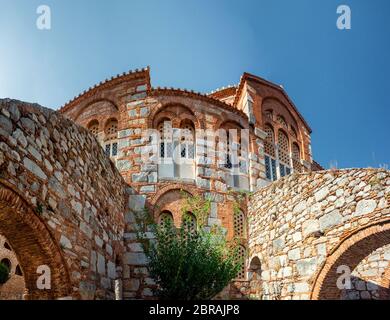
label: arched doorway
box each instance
[248,256,262,299]
[312,219,390,300]
[0,183,72,299]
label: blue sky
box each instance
[0,0,389,169]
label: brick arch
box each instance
[148,103,202,130]
[149,184,199,207]
[0,182,72,300]
[153,190,191,226]
[311,219,390,300]
[74,98,119,123]
[379,264,390,299]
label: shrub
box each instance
[143,220,241,300]
[0,262,9,284]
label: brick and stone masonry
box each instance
[0,67,389,300]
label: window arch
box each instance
[180,120,195,159]
[248,256,262,281]
[237,246,247,279]
[234,210,246,238]
[292,142,300,160]
[158,211,174,227]
[87,120,99,136]
[292,142,303,173]
[219,121,249,189]
[105,118,118,138]
[264,124,277,181]
[278,130,290,164]
[4,241,12,251]
[103,119,119,158]
[157,118,172,140]
[157,118,173,159]
[15,265,23,276]
[264,124,275,157]
[183,212,197,233]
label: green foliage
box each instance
[137,193,242,300]
[180,191,211,227]
[143,220,241,300]
[0,262,9,284]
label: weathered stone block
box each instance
[319,210,342,232]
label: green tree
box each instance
[144,220,241,300]
[137,193,242,300]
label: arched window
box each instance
[4,242,12,251]
[292,142,303,173]
[157,119,173,159]
[234,210,246,238]
[1,258,11,273]
[105,119,118,138]
[104,119,119,158]
[15,265,23,276]
[183,212,197,233]
[264,125,277,181]
[248,256,262,281]
[278,130,290,164]
[87,120,99,136]
[237,246,247,279]
[159,211,174,227]
[264,125,275,157]
[180,120,195,159]
[219,122,249,190]
[278,130,291,177]
[277,115,288,130]
[292,143,300,160]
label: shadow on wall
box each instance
[341,276,390,300]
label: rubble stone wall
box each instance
[248,169,390,300]
[0,99,127,300]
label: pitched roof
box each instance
[233,72,312,133]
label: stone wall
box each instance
[248,168,390,300]
[0,99,127,299]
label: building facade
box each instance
[0,68,388,300]
[57,67,321,298]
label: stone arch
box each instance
[311,219,390,300]
[0,182,72,300]
[248,256,262,299]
